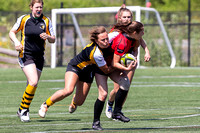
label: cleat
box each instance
[112,112,130,122]
[105,101,113,118]
[17,109,30,122]
[38,103,48,118]
[69,94,77,113]
[92,121,103,130]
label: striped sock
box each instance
[19,84,37,110]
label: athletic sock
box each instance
[108,100,114,107]
[45,97,54,107]
[113,88,128,114]
[19,84,37,110]
[93,98,105,123]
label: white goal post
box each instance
[51,6,176,68]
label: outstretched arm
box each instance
[140,38,151,62]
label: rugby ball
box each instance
[120,53,136,67]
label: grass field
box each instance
[0,67,200,133]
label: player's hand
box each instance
[126,60,137,71]
[15,42,23,52]
[40,33,49,40]
[144,52,151,62]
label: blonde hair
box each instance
[29,0,43,7]
[117,7,133,23]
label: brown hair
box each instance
[29,0,44,7]
[89,26,107,42]
[114,21,144,34]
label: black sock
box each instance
[113,88,128,114]
[108,100,114,107]
[93,99,105,123]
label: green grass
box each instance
[0,67,200,133]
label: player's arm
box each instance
[94,48,115,75]
[9,28,23,52]
[40,33,55,43]
[132,40,140,58]
[99,65,115,75]
[140,38,151,62]
[112,53,136,71]
[40,19,56,43]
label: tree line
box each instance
[0,0,200,12]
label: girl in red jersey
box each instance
[105,6,151,119]
[92,21,144,130]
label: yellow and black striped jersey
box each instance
[68,42,107,70]
[12,13,55,58]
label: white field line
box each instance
[2,75,200,84]
[159,114,200,120]
[1,108,200,131]
[1,121,200,132]
[3,80,200,88]
[1,107,199,118]
[0,108,160,118]
[28,124,200,133]
[29,125,200,133]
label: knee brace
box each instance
[118,77,130,91]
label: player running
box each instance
[9,0,55,122]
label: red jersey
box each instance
[111,33,137,56]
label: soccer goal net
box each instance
[50,6,176,68]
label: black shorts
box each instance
[66,64,95,83]
[18,54,44,71]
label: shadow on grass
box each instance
[36,118,81,122]
[105,126,200,131]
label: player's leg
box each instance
[109,70,131,122]
[121,66,136,104]
[17,63,40,122]
[105,81,118,118]
[69,81,91,113]
[69,68,94,113]
[38,71,78,118]
[92,73,108,130]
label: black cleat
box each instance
[92,121,103,130]
[112,112,130,122]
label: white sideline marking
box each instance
[1,107,199,118]
[159,114,200,120]
[138,75,200,79]
[2,75,200,84]
[0,108,160,118]
[29,125,200,132]
[3,81,200,88]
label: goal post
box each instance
[51,6,176,68]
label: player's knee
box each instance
[98,92,108,101]
[28,81,38,87]
[63,88,73,97]
[118,77,130,91]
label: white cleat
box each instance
[38,103,48,118]
[69,94,77,113]
[69,103,77,113]
[105,101,113,119]
[17,109,30,122]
